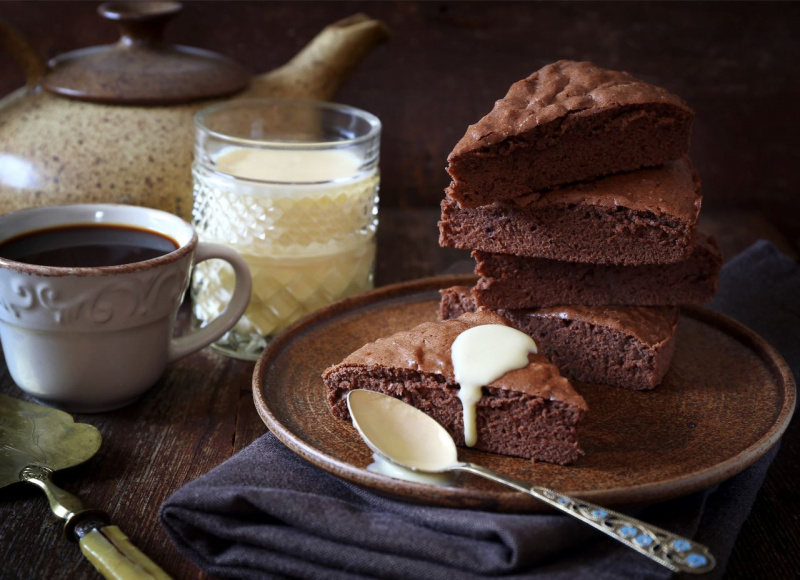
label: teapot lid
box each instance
[42,2,249,105]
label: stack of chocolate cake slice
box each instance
[438,60,722,390]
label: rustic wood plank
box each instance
[699,209,798,262]
[0,346,246,579]
[726,424,800,579]
[1,1,798,231]
[376,208,469,286]
[2,207,798,579]
[0,0,798,576]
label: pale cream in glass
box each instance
[191,99,380,359]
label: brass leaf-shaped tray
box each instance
[0,395,101,489]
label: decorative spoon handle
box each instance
[456,463,715,574]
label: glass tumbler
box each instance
[191,99,381,360]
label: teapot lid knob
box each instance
[97,1,182,43]
[41,1,249,105]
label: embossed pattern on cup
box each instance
[0,204,252,412]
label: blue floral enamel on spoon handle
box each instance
[457,463,715,574]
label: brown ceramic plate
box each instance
[252,275,796,512]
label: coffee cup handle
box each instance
[168,243,252,362]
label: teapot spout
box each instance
[0,19,47,88]
[242,14,389,101]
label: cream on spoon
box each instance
[346,389,716,575]
[348,388,455,485]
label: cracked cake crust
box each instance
[446,60,694,207]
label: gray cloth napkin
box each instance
[161,241,798,580]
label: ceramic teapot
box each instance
[0,2,388,219]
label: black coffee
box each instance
[0,224,179,268]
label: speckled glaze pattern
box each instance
[252,275,795,512]
[0,90,199,218]
[0,14,389,220]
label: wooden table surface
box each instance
[0,2,798,578]
[0,207,797,580]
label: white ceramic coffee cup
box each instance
[0,204,252,412]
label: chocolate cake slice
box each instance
[447,60,694,208]
[439,157,702,265]
[323,311,587,465]
[473,231,721,309]
[440,287,678,391]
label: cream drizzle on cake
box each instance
[451,324,538,446]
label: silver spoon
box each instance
[347,389,715,575]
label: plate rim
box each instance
[252,275,796,512]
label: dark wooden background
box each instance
[0,2,798,579]
[1,1,799,232]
